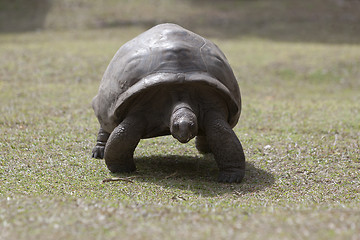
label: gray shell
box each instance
[92,23,241,133]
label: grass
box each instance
[1,1,360,239]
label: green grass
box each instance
[1,1,360,238]
[1,27,359,240]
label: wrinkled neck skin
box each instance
[170,101,198,143]
[172,102,193,115]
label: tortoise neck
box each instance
[172,102,194,115]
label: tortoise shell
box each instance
[92,23,241,133]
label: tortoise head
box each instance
[170,102,198,143]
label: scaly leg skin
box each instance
[92,127,110,159]
[104,116,145,173]
[195,136,212,154]
[203,111,245,183]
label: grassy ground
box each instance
[1,27,359,240]
[1,1,360,239]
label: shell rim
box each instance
[108,72,241,129]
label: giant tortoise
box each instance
[92,23,245,183]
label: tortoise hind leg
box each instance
[203,111,245,183]
[92,127,110,159]
[104,115,145,173]
[195,136,212,154]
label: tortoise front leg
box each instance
[203,111,245,183]
[92,127,110,159]
[104,115,145,173]
[195,136,212,154]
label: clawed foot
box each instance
[218,169,245,183]
[92,145,105,159]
